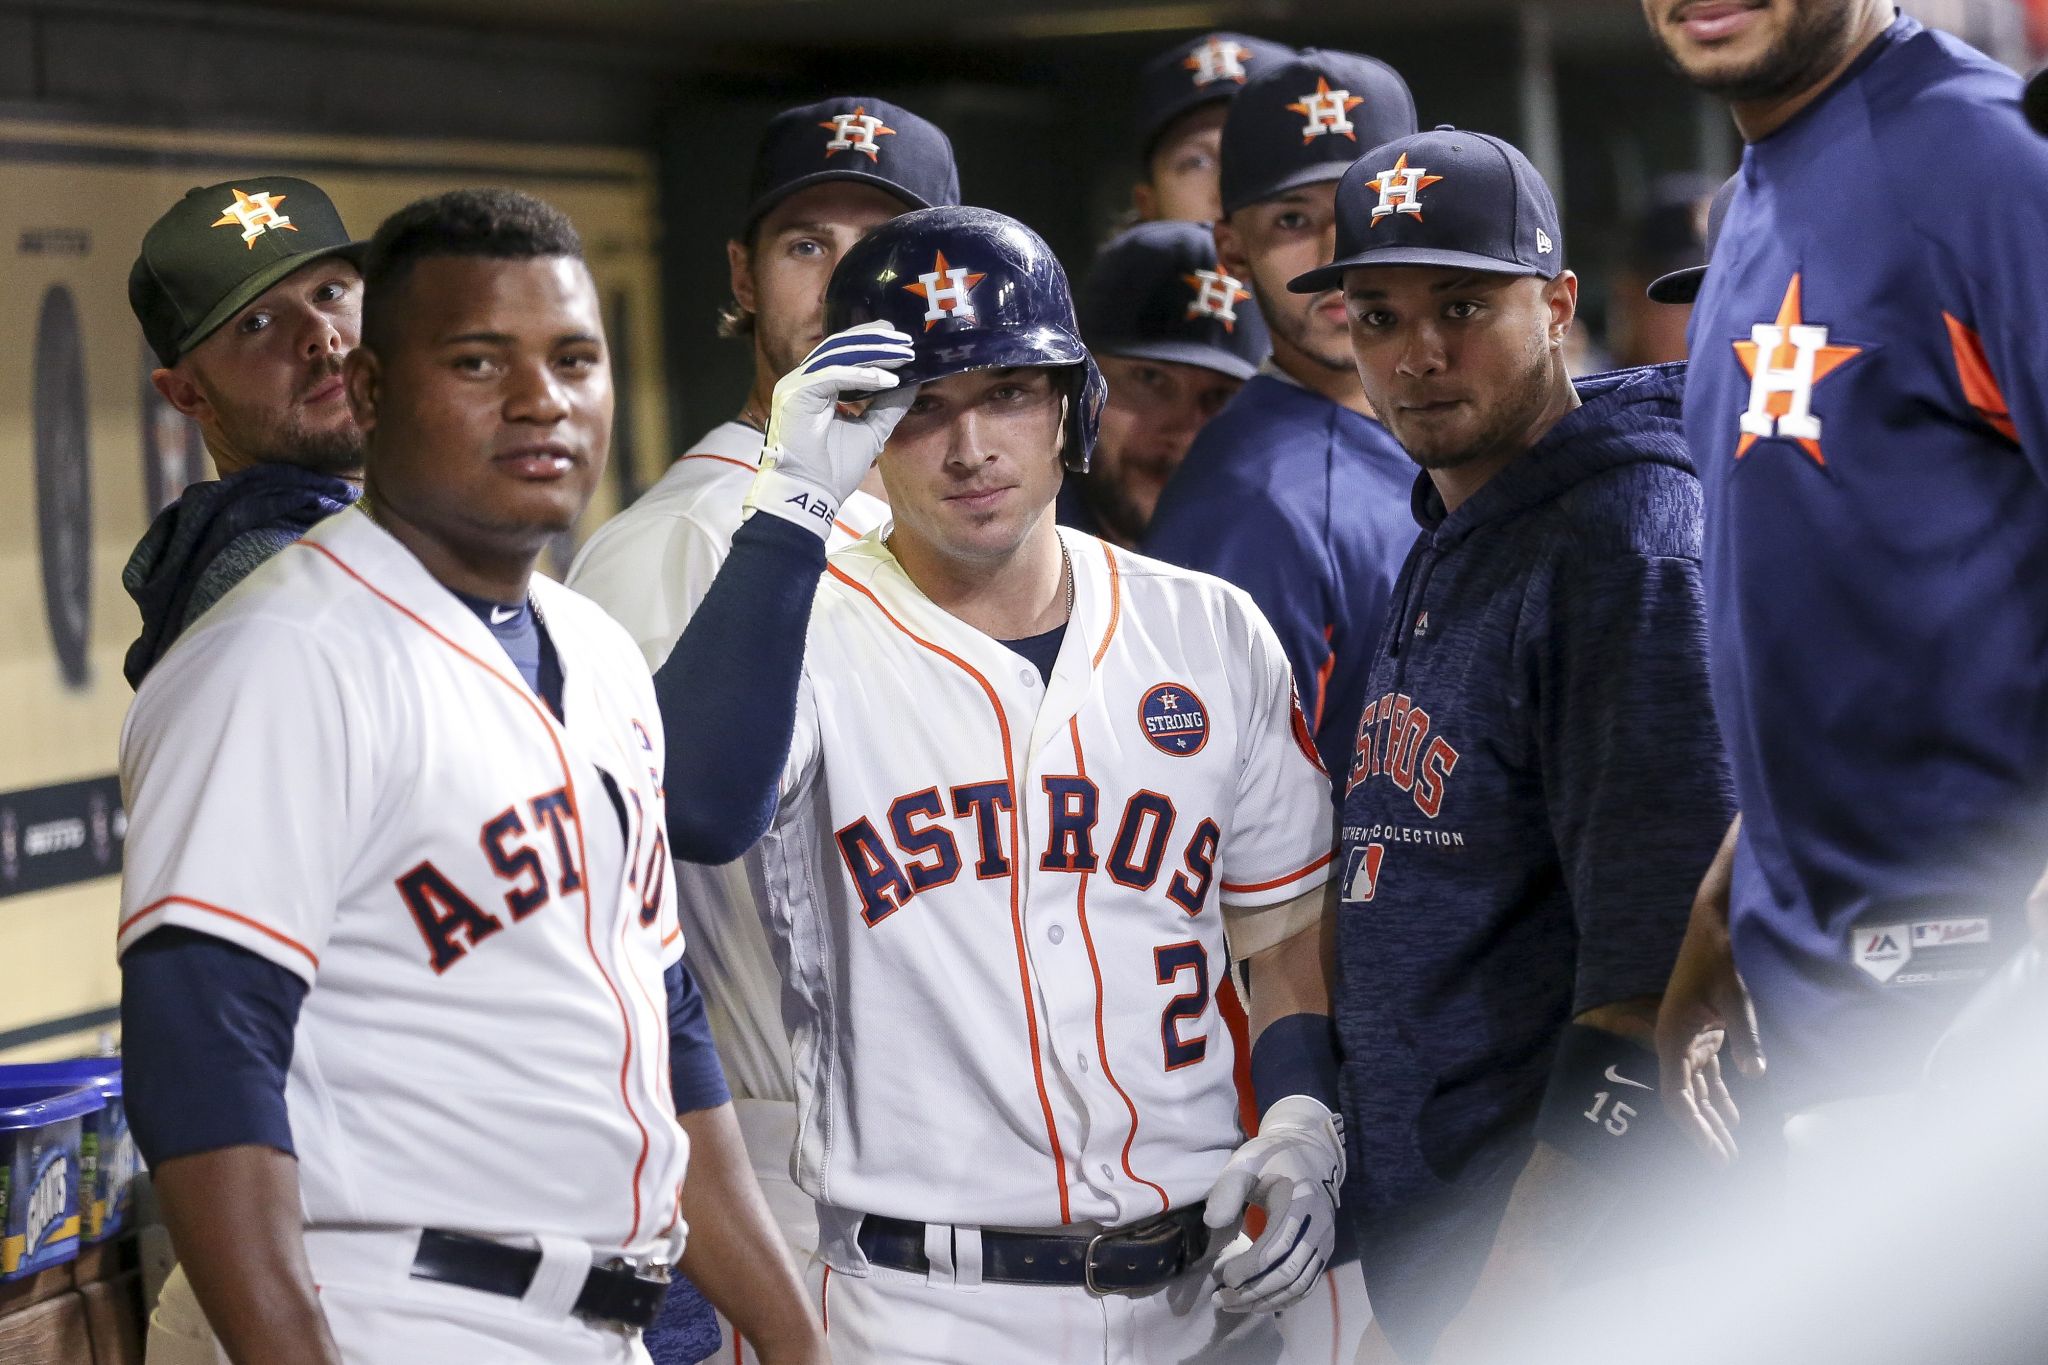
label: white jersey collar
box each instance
[300,505,534,698]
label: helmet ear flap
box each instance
[1063,355,1106,474]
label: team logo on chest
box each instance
[904,249,987,329]
[1286,77,1365,142]
[1184,36,1252,85]
[819,105,896,161]
[1184,268,1251,330]
[1140,682,1210,756]
[211,188,295,247]
[1366,154,1443,226]
[1731,273,1864,467]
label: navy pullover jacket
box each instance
[1333,365,1735,1359]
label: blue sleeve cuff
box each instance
[665,959,731,1113]
[120,926,306,1167]
[1249,1012,1341,1117]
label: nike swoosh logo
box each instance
[490,606,518,625]
[1604,1064,1652,1091]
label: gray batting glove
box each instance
[743,321,918,541]
[1204,1095,1345,1314]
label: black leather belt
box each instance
[857,1207,1208,1295]
[409,1229,670,1330]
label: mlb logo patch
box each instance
[1910,917,1990,948]
[1852,924,1911,983]
[1139,682,1209,756]
[1341,843,1384,903]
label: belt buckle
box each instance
[583,1257,672,1334]
[1082,1229,1115,1297]
[1081,1213,1176,1298]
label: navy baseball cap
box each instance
[1134,32,1296,163]
[743,97,959,234]
[1078,220,1269,381]
[130,176,363,368]
[1646,174,1737,304]
[1288,127,1563,294]
[1218,49,1417,218]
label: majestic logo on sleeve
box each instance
[1184,36,1253,85]
[1367,154,1443,225]
[819,105,896,161]
[1732,273,1864,467]
[1286,78,1365,142]
[905,250,986,330]
[1140,682,1210,756]
[211,188,296,247]
[1184,269,1252,331]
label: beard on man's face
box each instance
[1652,0,1866,103]
[212,358,365,475]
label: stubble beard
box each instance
[1652,0,1866,104]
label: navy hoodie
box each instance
[121,464,357,688]
[1332,365,1735,1358]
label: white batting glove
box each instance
[743,321,918,541]
[1204,1096,1345,1314]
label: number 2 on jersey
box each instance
[1154,941,1210,1071]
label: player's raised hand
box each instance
[1655,820,1764,1166]
[745,320,918,540]
[1203,1095,1344,1314]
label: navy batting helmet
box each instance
[823,205,1106,472]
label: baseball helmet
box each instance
[823,205,1106,473]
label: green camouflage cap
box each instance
[129,176,364,368]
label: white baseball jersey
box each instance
[567,419,886,1105]
[757,528,1333,1230]
[118,507,689,1262]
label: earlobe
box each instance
[727,239,756,313]
[1132,181,1158,222]
[344,349,379,434]
[151,367,209,422]
[1212,221,1250,289]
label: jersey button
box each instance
[1019,668,1037,687]
[1075,1051,1089,1073]
[1047,923,1065,944]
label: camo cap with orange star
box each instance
[129,175,363,367]
[1288,126,1564,294]
[1218,48,1416,218]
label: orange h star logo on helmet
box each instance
[819,105,897,162]
[1184,269,1252,331]
[904,250,987,330]
[211,187,296,248]
[1286,78,1365,142]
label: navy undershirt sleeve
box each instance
[654,514,827,863]
[120,926,307,1168]
[665,959,731,1114]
